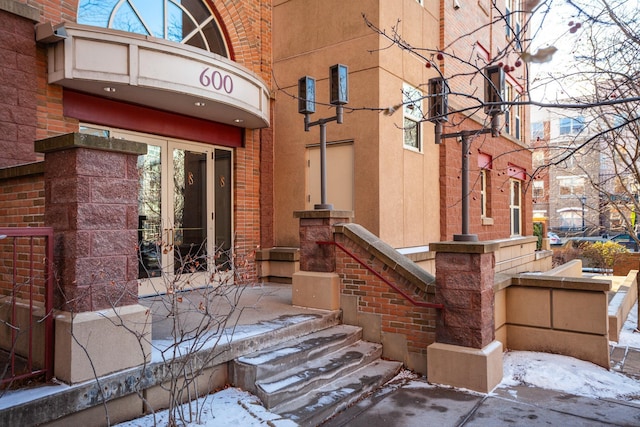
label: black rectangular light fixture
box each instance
[298,76,316,114]
[428,77,449,123]
[484,65,506,115]
[329,64,349,106]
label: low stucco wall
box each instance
[495,270,611,368]
[0,299,47,368]
[256,247,300,283]
[493,236,553,274]
[607,270,638,343]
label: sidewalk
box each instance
[325,375,640,426]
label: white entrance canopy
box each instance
[41,23,270,129]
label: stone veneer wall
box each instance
[36,133,145,313]
[0,2,40,167]
[333,223,438,374]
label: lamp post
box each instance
[428,65,506,242]
[298,64,349,210]
[581,195,587,236]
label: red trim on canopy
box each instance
[64,90,243,147]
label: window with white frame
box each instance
[510,179,522,236]
[531,121,544,140]
[559,117,585,135]
[514,102,521,140]
[479,153,492,220]
[532,180,544,199]
[532,151,544,168]
[504,82,523,140]
[559,210,582,229]
[480,169,488,218]
[505,0,513,38]
[77,0,228,56]
[558,176,585,197]
[403,83,423,151]
[505,0,522,47]
[504,83,512,135]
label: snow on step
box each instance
[231,324,362,394]
[255,340,383,408]
[238,324,361,366]
[273,359,403,426]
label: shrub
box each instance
[579,241,628,270]
[533,222,543,250]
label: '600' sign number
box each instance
[199,68,234,94]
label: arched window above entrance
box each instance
[77,0,228,57]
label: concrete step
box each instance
[255,339,384,409]
[272,359,403,426]
[230,324,363,395]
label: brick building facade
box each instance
[1,0,274,286]
[0,0,274,385]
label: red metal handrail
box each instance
[0,227,54,387]
[317,240,444,309]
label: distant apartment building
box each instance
[531,109,602,235]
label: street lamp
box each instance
[581,195,587,236]
[427,65,505,242]
[298,64,349,210]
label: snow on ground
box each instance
[115,387,297,427]
[500,351,640,402]
[117,304,640,426]
[500,302,640,403]
[617,302,640,349]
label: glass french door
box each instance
[109,131,232,296]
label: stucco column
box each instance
[35,133,151,383]
[292,210,353,310]
[427,241,503,393]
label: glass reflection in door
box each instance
[138,145,162,278]
[173,149,208,274]
[215,149,232,269]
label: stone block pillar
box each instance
[426,241,503,393]
[35,133,151,384]
[292,210,352,310]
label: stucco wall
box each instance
[495,272,611,368]
[273,0,442,249]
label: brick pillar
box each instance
[36,133,151,384]
[292,210,353,310]
[294,210,353,272]
[427,241,503,393]
[36,133,147,312]
[432,241,499,348]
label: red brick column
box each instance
[430,241,500,349]
[36,133,147,313]
[294,210,353,272]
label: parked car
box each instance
[610,232,640,251]
[562,236,610,249]
[547,232,561,245]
